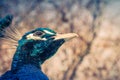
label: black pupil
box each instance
[34,31,43,36]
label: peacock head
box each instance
[13,28,78,69]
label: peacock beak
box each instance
[54,33,78,41]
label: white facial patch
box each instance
[43,30,54,35]
[26,34,47,40]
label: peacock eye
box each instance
[33,31,44,36]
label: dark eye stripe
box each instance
[33,31,44,36]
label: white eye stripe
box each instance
[26,34,47,40]
[43,30,54,35]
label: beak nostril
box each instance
[49,36,55,40]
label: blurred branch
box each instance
[62,0,104,80]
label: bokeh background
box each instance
[0,0,120,80]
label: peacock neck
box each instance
[11,47,41,72]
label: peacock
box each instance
[0,15,78,80]
[0,14,13,37]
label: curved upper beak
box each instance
[54,33,78,41]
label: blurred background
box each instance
[0,0,120,80]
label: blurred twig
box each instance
[62,0,104,80]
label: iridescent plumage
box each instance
[0,15,78,80]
